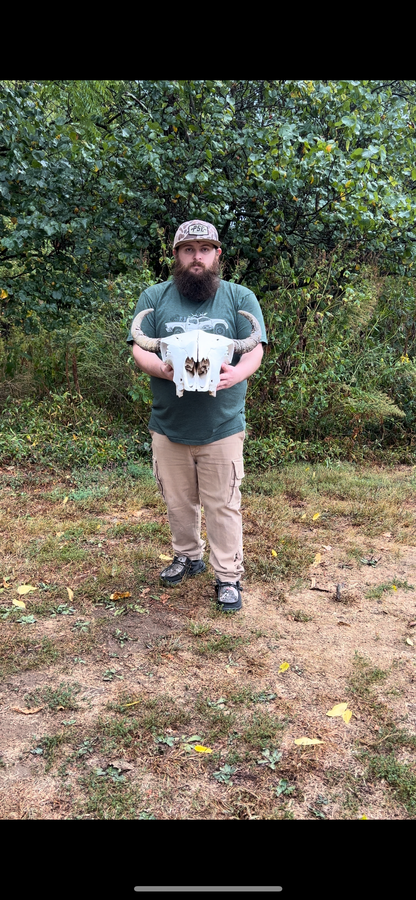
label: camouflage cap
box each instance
[173,219,221,249]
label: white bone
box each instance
[160,330,234,398]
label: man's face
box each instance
[174,241,221,272]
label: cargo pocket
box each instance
[227,459,244,509]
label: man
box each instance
[127,219,267,612]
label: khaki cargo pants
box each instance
[151,431,245,581]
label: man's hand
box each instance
[216,362,243,391]
[160,361,174,381]
[216,343,264,391]
[132,343,174,381]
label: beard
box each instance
[173,257,221,302]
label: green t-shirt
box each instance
[127,279,267,445]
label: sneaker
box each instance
[215,579,242,612]
[160,555,206,586]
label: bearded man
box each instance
[127,219,267,612]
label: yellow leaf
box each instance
[342,709,352,724]
[279,662,290,673]
[312,513,321,521]
[392,585,397,591]
[312,553,322,566]
[406,638,414,646]
[360,815,368,820]
[271,549,277,557]
[66,587,74,602]
[301,513,307,520]
[194,745,213,753]
[0,289,8,299]
[11,705,43,715]
[12,599,26,609]
[326,703,348,717]
[294,737,324,746]
[159,554,173,561]
[17,585,36,595]
[63,496,68,505]
[109,591,132,601]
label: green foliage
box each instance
[0,393,147,467]
[2,81,416,460]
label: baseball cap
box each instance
[173,219,221,249]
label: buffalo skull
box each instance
[131,308,262,398]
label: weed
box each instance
[257,748,282,770]
[76,772,143,819]
[349,652,388,700]
[366,752,416,815]
[31,731,69,773]
[286,609,313,622]
[242,712,284,749]
[24,682,80,711]
[197,634,244,656]
[213,764,236,785]
[365,580,414,600]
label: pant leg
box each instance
[194,431,245,581]
[151,431,205,560]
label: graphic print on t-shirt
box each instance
[164,314,229,335]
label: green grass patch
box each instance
[366,752,416,816]
[365,580,414,600]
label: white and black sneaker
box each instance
[160,555,206,586]
[215,579,242,612]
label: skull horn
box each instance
[233,310,262,354]
[131,308,161,353]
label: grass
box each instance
[2,460,416,819]
[365,580,415,600]
[24,682,81,711]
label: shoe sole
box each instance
[217,599,242,612]
[160,563,206,586]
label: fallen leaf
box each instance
[326,703,348,717]
[279,662,290,673]
[159,554,173,562]
[342,709,352,724]
[11,706,43,715]
[141,588,150,595]
[109,591,132,601]
[360,815,368,820]
[12,599,26,609]
[66,587,74,602]
[406,638,414,646]
[312,553,322,566]
[194,745,213,753]
[17,585,36,595]
[294,737,323,746]
[160,593,170,601]
[301,513,307,520]
[322,545,332,551]
[271,549,277,557]
[56,531,65,538]
[63,496,68,505]
[312,513,321,521]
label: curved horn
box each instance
[233,310,262,355]
[131,308,161,353]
